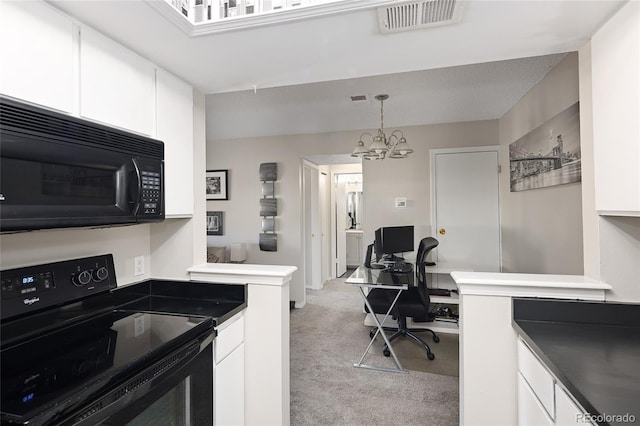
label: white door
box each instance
[303,164,322,290]
[319,171,330,286]
[431,147,501,274]
[335,178,347,277]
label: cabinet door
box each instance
[215,343,245,426]
[518,373,554,426]
[555,384,593,426]
[592,1,640,215]
[79,26,155,136]
[518,339,555,418]
[0,1,74,113]
[156,69,194,217]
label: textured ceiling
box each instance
[49,1,624,95]
[205,53,567,140]
[46,0,624,141]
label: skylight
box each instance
[147,0,398,35]
[168,0,346,23]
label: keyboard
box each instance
[387,262,413,274]
[429,288,451,296]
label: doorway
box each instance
[430,146,501,283]
[301,157,362,293]
[334,173,363,277]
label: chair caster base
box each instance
[383,346,435,360]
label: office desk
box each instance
[346,266,413,373]
[357,263,466,334]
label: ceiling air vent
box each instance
[350,95,368,102]
[378,0,464,34]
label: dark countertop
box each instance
[513,298,640,425]
[114,279,247,327]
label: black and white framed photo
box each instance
[206,211,223,236]
[206,170,228,200]
[509,102,581,192]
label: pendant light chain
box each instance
[380,96,384,134]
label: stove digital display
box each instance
[21,276,35,285]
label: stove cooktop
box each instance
[0,255,216,426]
[1,308,213,424]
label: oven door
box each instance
[66,334,214,426]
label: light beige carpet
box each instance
[290,277,460,426]
[367,329,459,376]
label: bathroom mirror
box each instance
[347,191,363,230]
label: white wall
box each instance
[498,52,584,274]
[206,131,362,303]
[0,226,151,285]
[150,90,208,279]
[362,120,499,254]
[206,120,498,303]
[578,42,601,280]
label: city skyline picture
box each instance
[509,102,581,192]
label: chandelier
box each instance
[351,94,414,160]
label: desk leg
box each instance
[353,287,407,373]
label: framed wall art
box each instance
[206,170,228,200]
[509,102,581,192]
[206,211,224,235]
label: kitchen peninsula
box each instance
[451,271,612,425]
[188,262,296,426]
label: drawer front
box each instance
[518,373,554,426]
[518,339,555,419]
[215,314,244,364]
[555,383,594,426]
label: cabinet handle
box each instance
[439,228,446,235]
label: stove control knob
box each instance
[92,266,109,282]
[72,270,92,286]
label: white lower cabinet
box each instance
[214,313,245,426]
[518,373,554,426]
[555,383,587,426]
[345,231,363,267]
[517,338,595,426]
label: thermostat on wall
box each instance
[395,198,407,208]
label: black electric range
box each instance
[1,255,216,426]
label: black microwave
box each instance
[0,97,165,233]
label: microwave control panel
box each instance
[135,158,164,219]
[141,170,161,215]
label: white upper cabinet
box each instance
[2,0,196,218]
[0,1,75,113]
[591,1,640,216]
[156,69,194,217]
[79,26,156,136]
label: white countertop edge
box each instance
[450,271,611,290]
[188,263,297,287]
[189,262,297,276]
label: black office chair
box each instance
[366,237,440,360]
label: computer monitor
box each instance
[374,225,414,261]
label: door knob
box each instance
[439,228,446,235]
